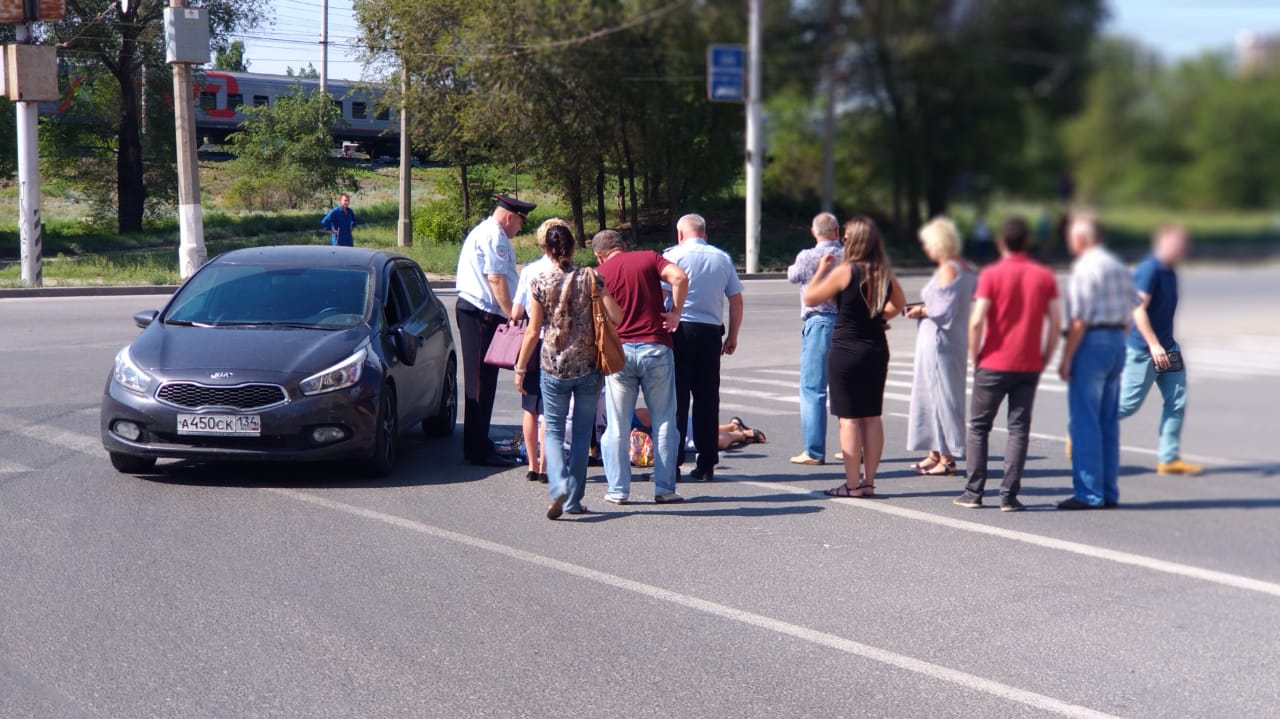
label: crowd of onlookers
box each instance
[452,193,1199,519]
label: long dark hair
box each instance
[544,225,576,271]
[842,216,891,318]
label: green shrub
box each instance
[413,197,468,245]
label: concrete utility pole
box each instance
[14,22,43,287]
[169,0,206,278]
[819,0,840,214]
[744,0,763,274]
[397,65,411,247]
[319,0,328,94]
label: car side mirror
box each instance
[134,310,159,329]
[393,327,418,367]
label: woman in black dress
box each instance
[803,217,906,497]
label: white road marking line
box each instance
[732,376,802,390]
[758,369,800,377]
[721,402,797,416]
[0,415,102,457]
[738,479,1280,601]
[0,458,36,473]
[881,411,1244,466]
[268,488,1119,719]
[719,388,800,404]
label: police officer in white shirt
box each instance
[455,194,537,467]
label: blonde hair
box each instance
[919,217,962,260]
[536,218,570,247]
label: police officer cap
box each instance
[494,194,537,217]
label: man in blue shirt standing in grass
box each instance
[1119,224,1201,476]
[321,193,358,246]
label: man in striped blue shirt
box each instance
[1058,217,1139,509]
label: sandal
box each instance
[909,456,940,471]
[748,428,766,444]
[526,470,540,482]
[823,482,875,498]
[729,416,748,431]
[920,461,956,477]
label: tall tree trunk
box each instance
[459,162,471,222]
[114,32,146,234]
[664,137,677,239]
[616,155,627,224]
[595,160,607,233]
[621,123,640,245]
[565,172,586,245]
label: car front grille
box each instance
[156,382,287,410]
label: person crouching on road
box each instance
[903,217,976,477]
[514,225,622,520]
[1058,216,1139,510]
[787,212,843,466]
[1118,224,1201,476]
[511,218,573,484]
[803,217,907,499]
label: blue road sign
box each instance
[707,44,746,103]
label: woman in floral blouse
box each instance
[514,225,621,519]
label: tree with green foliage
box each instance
[43,0,266,233]
[226,85,358,211]
[213,40,250,72]
[286,63,320,79]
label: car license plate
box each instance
[176,414,261,436]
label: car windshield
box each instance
[165,264,372,329]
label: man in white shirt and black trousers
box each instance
[455,194,536,467]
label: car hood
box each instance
[130,325,371,377]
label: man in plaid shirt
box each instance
[1058,217,1139,509]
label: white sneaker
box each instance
[603,494,629,505]
[655,492,685,504]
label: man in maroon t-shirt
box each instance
[591,230,689,504]
[954,217,1061,512]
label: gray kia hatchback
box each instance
[100,246,457,477]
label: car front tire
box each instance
[366,385,399,478]
[422,356,458,438]
[109,452,157,474]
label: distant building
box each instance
[1236,31,1280,75]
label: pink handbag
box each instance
[483,321,527,370]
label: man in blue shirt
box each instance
[786,212,842,465]
[663,214,744,482]
[320,193,358,246]
[1119,224,1201,475]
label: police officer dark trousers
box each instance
[674,322,724,477]
[453,194,537,467]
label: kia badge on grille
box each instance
[211,371,234,380]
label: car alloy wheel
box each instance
[367,386,398,478]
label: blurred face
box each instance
[1067,221,1093,256]
[1155,229,1189,265]
[339,194,350,209]
[497,208,526,237]
[919,236,939,262]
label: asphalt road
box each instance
[2,263,1279,718]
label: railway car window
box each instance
[199,92,217,111]
[228,93,243,110]
[333,100,344,117]
[351,102,367,120]
[375,107,391,121]
[253,95,269,107]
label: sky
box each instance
[238,0,1280,81]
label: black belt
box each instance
[1088,323,1126,330]
[457,299,506,324]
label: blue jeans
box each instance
[799,313,835,460]
[1118,344,1186,464]
[1067,329,1127,506]
[541,370,602,511]
[603,343,679,499]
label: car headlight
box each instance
[299,347,368,396]
[113,347,155,395]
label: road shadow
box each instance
[568,502,825,523]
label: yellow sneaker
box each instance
[790,453,824,466]
[1157,458,1203,476]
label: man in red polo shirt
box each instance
[953,217,1061,512]
[591,230,689,505]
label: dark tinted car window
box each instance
[395,264,428,312]
[166,265,372,328]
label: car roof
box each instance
[213,245,412,270]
